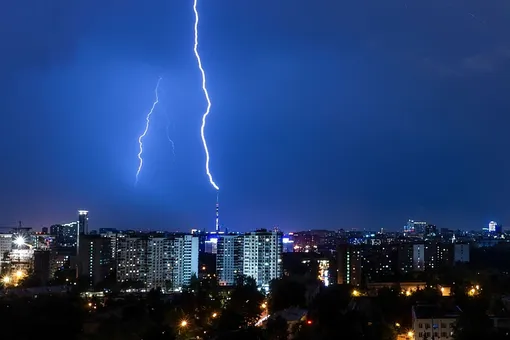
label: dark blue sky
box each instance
[1,0,509,232]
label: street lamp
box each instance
[2,276,10,284]
[212,312,217,318]
[180,320,187,327]
[407,331,414,339]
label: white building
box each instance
[412,304,460,340]
[240,230,282,289]
[216,234,241,286]
[0,234,12,274]
[169,234,199,290]
[116,234,198,291]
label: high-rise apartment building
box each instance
[216,234,241,286]
[77,234,113,287]
[116,234,198,291]
[50,222,79,249]
[216,230,283,289]
[337,244,362,286]
[171,234,199,289]
[240,230,282,289]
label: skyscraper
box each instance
[78,210,89,235]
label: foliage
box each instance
[268,277,307,313]
[0,294,85,338]
[217,275,265,332]
[266,315,288,340]
[453,298,494,340]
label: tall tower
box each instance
[78,210,89,235]
[215,192,220,232]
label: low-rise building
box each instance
[412,304,461,340]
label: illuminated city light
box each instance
[135,77,162,184]
[180,320,188,327]
[13,235,25,247]
[193,0,219,191]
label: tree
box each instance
[217,275,264,332]
[454,299,493,340]
[266,315,288,340]
[268,277,307,313]
[304,285,364,340]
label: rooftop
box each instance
[413,304,461,319]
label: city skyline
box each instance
[1,1,510,231]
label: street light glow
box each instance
[13,235,25,247]
[180,320,187,327]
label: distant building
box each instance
[78,210,89,235]
[33,250,51,285]
[50,223,78,249]
[453,244,470,263]
[98,229,119,261]
[412,304,460,340]
[337,244,362,286]
[0,234,12,274]
[77,234,113,287]
[413,244,425,271]
[215,230,283,288]
[240,230,283,289]
[216,234,241,286]
[405,220,427,234]
[116,234,199,291]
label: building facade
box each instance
[116,234,198,291]
[240,230,282,289]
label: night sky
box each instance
[1,0,509,232]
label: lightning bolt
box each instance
[135,77,162,184]
[193,0,219,191]
[166,123,176,158]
